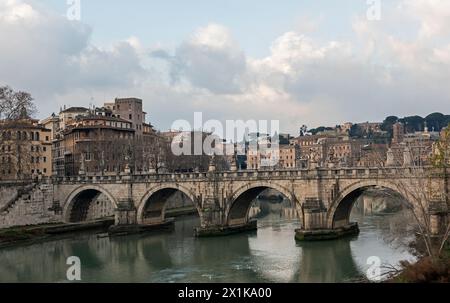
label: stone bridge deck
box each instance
[1,167,449,239]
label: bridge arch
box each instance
[327,180,411,229]
[227,181,302,226]
[64,185,118,223]
[137,184,200,225]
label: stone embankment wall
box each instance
[0,182,60,229]
[353,190,403,215]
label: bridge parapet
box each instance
[50,166,441,185]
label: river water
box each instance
[0,200,416,283]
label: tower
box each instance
[392,122,404,144]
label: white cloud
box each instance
[1,0,449,134]
[153,23,247,94]
[403,0,450,39]
[0,0,145,111]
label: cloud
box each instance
[403,0,450,39]
[1,0,450,134]
[154,23,247,94]
[0,0,145,110]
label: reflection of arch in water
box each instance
[294,236,360,282]
[68,237,105,269]
[64,186,117,223]
[193,233,253,264]
[327,181,409,229]
[137,184,200,225]
[136,235,173,271]
[247,223,302,282]
[227,182,302,227]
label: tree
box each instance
[430,124,450,255]
[376,128,450,260]
[0,86,40,180]
[0,86,36,120]
[349,124,363,138]
[364,128,449,261]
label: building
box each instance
[392,122,405,144]
[358,122,382,134]
[54,115,135,176]
[104,98,146,137]
[291,134,363,168]
[389,127,440,166]
[340,122,353,133]
[357,143,388,167]
[247,143,300,170]
[325,137,363,167]
[0,119,52,179]
[46,98,158,176]
[58,106,90,131]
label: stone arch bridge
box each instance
[49,167,449,239]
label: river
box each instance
[0,199,416,283]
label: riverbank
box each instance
[0,219,114,248]
[0,206,198,248]
[386,239,450,283]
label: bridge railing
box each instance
[45,165,448,184]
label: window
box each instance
[46,136,49,141]
[43,157,47,163]
[43,147,47,152]
[129,114,132,120]
[85,152,92,161]
[43,168,47,173]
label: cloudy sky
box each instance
[0,0,449,134]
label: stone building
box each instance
[392,122,405,144]
[104,98,146,137]
[357,143,388,167]
[160,130,230,172]
[291,134,363,168]
[358,122,382,134]
[57,106,90,131]
[48,98,160,177]
[0,119,52,179]
[246,144,300,170]
[54,115,135,176]
[389,127,440,166]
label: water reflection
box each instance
[0,199,416,283]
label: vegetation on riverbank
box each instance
[388,255,450,283]
[385,239,450,283]
[0,223,60,246]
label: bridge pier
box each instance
[429,200,449,236]
[295,223,360,241]
[109,197,178,235]
[194,220,257,237]
[113,198,137,225]
[295,198,359,241]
